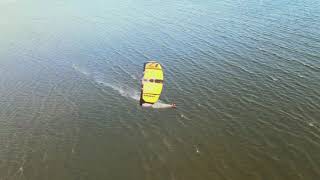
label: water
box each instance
[1,0,320,179]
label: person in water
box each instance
[141,102,176,109]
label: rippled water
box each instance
[1,0,320,179]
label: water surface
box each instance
[1,0,320,179]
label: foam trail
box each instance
[130,74,139,80]
[72,64,90,76]
[94,78,140,101]
[72,64,140,101]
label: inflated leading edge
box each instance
[140,61,164,105]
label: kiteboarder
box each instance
[140,61,176,109]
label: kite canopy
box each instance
[140,61,164,105]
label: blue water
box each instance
[1,0,320,179]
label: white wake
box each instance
[72,64,140,101]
